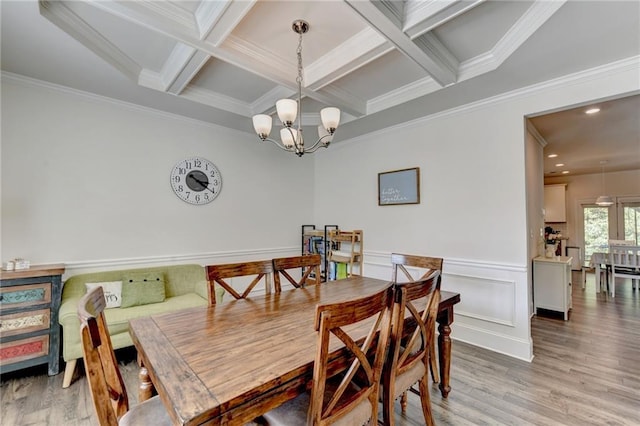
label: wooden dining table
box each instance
[129,276,460,426]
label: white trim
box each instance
[453,324,534,362]
[61,247,297,274]
[526,119,548,148]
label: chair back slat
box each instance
[78,286,128,426]
[391,253,443,283]
[206,260,274,304]
[272,254,322,292]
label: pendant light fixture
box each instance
[251,20,340,157]
[595,160,614,206]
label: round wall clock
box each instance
[170,157,222,205]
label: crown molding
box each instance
[526,120,548,148]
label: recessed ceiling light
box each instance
[555,163,564,167]
[585,107,600,114]
[548,154,558,158]
[562,171,570,174]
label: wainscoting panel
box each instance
[445,272,516,327]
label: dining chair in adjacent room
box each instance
[205,260,275,304]
[272,254,322,292]
[390,253,443,395]
[609,244,640,297]
[382,271,442,426]
[78,287,172,426]
[259,283,394,426]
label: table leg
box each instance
[137,354,155,402]
[595,264,601,293]
[437,308,454,398]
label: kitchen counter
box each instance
[534,255,572,265]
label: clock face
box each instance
[170,157,222,205]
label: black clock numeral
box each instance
[177,185,184,192]
[184,161,192,170]
[172,176,180,183]
[178,167,187,175]
[194,159,202,168]
[195,194,201,202]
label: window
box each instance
[583,205,610,261]
[621,201,640,244]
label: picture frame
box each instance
[378,167,420,206]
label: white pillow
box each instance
[85,281,123,309]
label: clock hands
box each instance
[189,175,216,194]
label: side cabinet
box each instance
[533,256,572,320]
[0,264,65,375]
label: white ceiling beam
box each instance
[80,0,365,117]
[38,1,141,81]
[199,0,257,46]
[223,35,366,117]
[180,85,252,117]
[367,0,567,114]
[305,27,393,91]
[404,0,486,38]
[458,0,567,80]
[344,0,457,86]
[194,0,233,40]
[164,46,210,95]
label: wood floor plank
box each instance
[1,272,638,425]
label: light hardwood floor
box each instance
[1,272,638,425]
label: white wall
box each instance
[313,57,640,361]
[1,75,314,277]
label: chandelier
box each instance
[251,20,340,157]
[595,160,614,206]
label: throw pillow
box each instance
[85,281,123,309]
[120,271,166,308]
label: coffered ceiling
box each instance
[1,1,639,173]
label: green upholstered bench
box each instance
[58,264,223,388]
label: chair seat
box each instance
[261,389,372,426]
[393,362,426,401]
[119,395,172,426]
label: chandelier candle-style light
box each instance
[252,20,340,157]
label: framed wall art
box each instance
[378,167,420,206]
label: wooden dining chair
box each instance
[78,287,172,426]
[609,244,640,297]
[259,283,394,426]
[382,270,441,426]
[272,254,322,292]
[206,260,274,304]
[390,253,443,391]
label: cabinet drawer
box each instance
[0,334,49,366]
[0,283,52,309]
[0,308,51,338]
